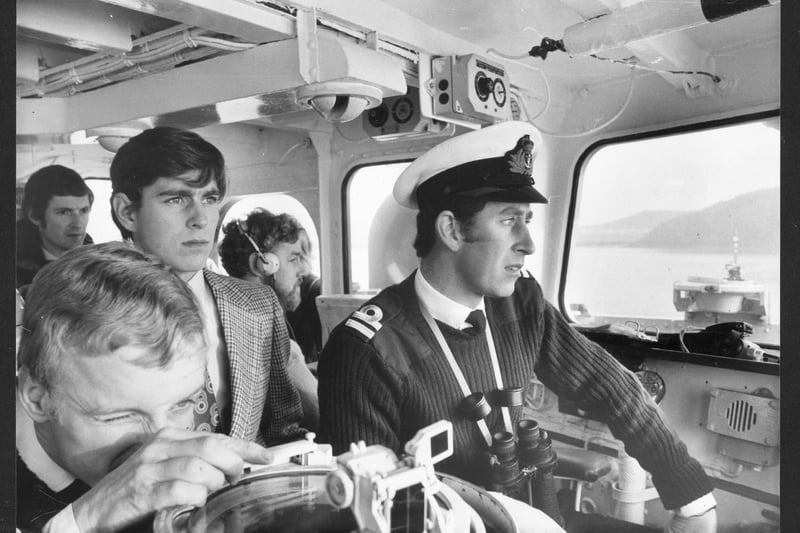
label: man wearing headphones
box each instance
[218,208,320,431]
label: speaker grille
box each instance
[706,389,778,445]
[725,399,757,432]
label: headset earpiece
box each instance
[257,252,280,276]
[237,218,280,277]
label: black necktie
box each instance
[465,309,486,334]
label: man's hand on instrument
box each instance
[70,428,274,533]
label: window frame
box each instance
[341,159,414,294]
[83,177,116,244]
[559,110,780,331]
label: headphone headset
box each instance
[235,219,280,276]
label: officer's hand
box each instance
[70,427,274,533]
[664,508,717,533]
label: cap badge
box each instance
[504,134,535,181]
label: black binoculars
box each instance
[459,388,562,524]
[484,419,562,525]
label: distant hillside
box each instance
[573,210,684,246]
[574,188,779,253]
[637,188,778,253]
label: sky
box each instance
[576,117,780,226]
[346,119,781,233]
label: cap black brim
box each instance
[458,185,548,204]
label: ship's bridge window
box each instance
[564,116,779,347]
[345,162,412,294]
[84,178,118,244]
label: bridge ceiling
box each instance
[15,0,780,140]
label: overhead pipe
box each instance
[528,0,779,59]
[562,0,779,57]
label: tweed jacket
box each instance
[203,270,305,445]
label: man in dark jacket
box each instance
[16,165,94,291]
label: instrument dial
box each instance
[474,72,492,102]
[635,370,666,404]
[493,79,507,107]
[391,97,414,124]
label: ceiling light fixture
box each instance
[296,81,383,123]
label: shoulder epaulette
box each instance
[344,304,385,342]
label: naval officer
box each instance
[318,121,716,532]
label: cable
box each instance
[495,35,723,84]
[589,54,721,83]
[18,27,257,98]
[487,47,531,61]
[277,139,312,165]
[486,48,551,122]
[511,83,550,122]
[523,36,722,84]
[333,122,373,144]
[193,35,258,51]
[678,326,704,353]
[490,37,634,137]
[517,65,636,138]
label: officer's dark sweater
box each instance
[318,272,712,510]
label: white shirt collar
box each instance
[186,269,206,295]
[41,247,59,262]
[16,397,76,492]
[414,269,485,330]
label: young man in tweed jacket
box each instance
[110,127,305,446]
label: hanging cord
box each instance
[510,83,550,123]
[517,65,637,138]
[277,138,313,165]
[487,48,551,122]
[589,54,722,83]
[333,122,374,144]
[489,37,634,137]
[484,9,723,134]
[678,326,705,353]
[523,37,722,83]
[491,32,722,137]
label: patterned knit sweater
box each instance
[318,272,712,510]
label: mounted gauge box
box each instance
[362,87,449,141]
[429,54,511,125]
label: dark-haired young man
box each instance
[318,121,716,532]
[17,165,94,289]
[110,127,305,446]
